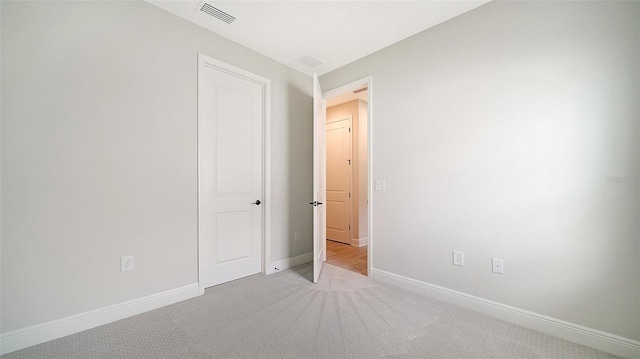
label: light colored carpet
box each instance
[3,264,619,358]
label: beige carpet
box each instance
[2,264,619,358]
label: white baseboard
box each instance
[267,252,312,274]
[0,283,200,355]
[370,268,640,359]
[351,237,368,247]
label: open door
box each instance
[312,73,327,283]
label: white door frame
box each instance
[323,76,373,277]
[197,53,272,295]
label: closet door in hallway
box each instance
[326,117,352,244]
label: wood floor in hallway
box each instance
[326,239,368,276]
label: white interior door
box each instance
[312,74,327,283]
[198,55,264,289]
[326,117,352,244]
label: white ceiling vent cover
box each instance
[197,2,235,24]
[297,54,325,68]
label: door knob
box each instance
[252,200,261,205]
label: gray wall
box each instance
[1,1,312,333]
[321,1,639,340]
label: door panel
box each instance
[215,87,255,193]
[199,55,263,288]
[313,74,327,283]
[215,211,254,263]
[326,119,352,244]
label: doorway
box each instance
[324,85,369,276]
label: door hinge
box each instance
[348,225,351,230]
[348,192,351,198]
[349,127,351,133]
[348,159,351,165]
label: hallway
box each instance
[325,240,367,276]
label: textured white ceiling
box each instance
[147,1,490,77]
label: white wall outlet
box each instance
[374,180,386,191]
[492,258,504,274]
[453,251,464,266]
[294,230,300,241]
[121,256,134,272]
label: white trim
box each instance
[266,252,313,274]
[366,78,373,278]
[370,268,640,359]
[351,237,368,247]
[0,284,199,356]
[197,53,271,291]
[324,76,373,278]
[263,80,272,279]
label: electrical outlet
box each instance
[492,258,504,274]
[294,231,300,241]
[121,256,134,272]
[374,180,386,191]
[453,251,464,266]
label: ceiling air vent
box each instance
[353,87,368,94]
[297,54,325,68]
[198,2,235,24]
